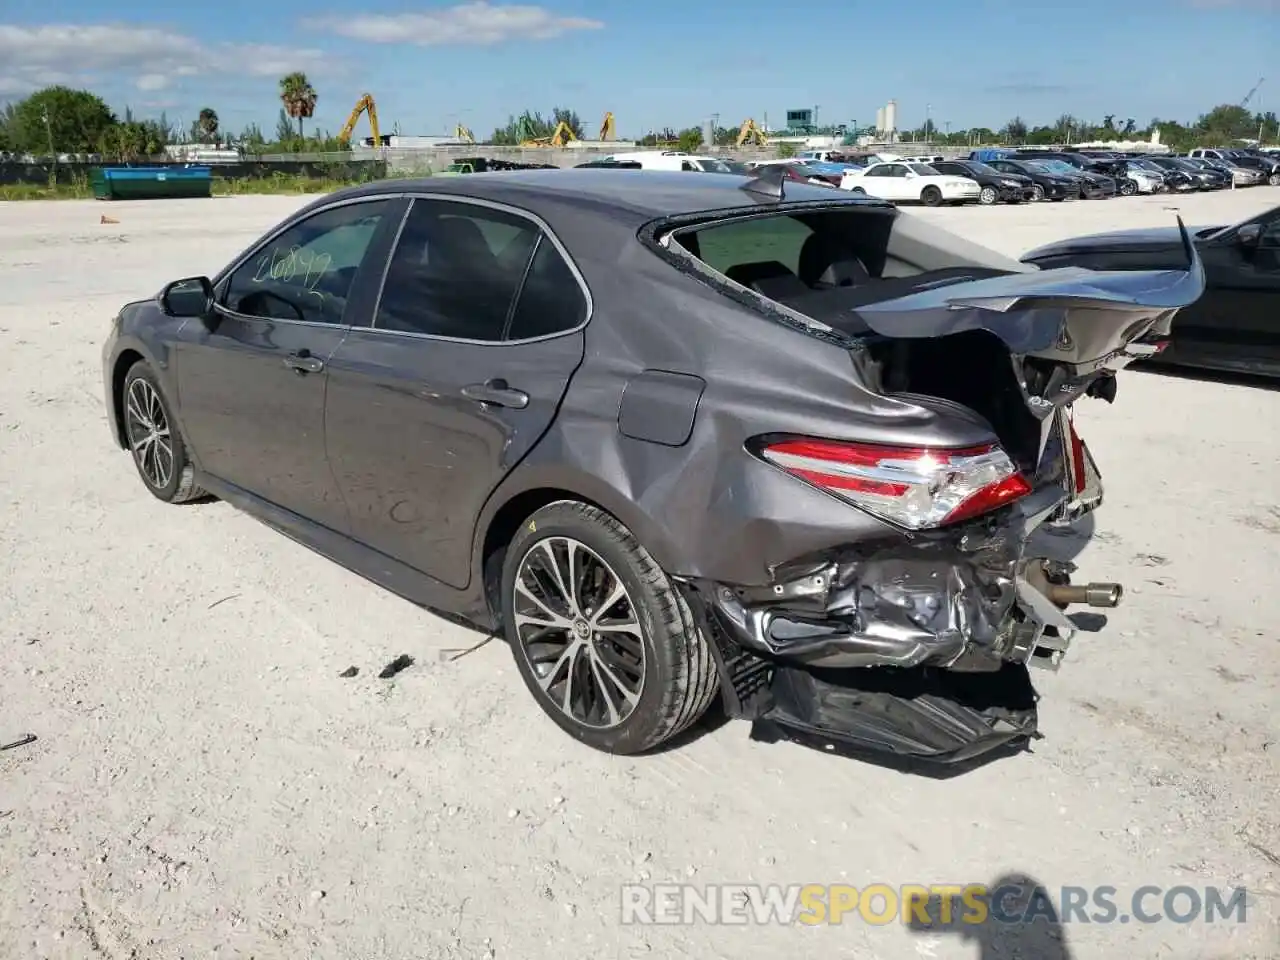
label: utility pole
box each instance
[43,108,57,180]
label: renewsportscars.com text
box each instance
[620,883,1249,927]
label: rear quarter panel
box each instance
[481,227,1001,586]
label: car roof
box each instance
[324,168,863,227]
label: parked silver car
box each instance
[1183,156,1264,187]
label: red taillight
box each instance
[759,438,1032,530]
[1066,415,1088,496]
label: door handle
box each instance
[461,379,529,409]
[284,350,324,374]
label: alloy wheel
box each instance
[979,186,997,205]
[512,536,646,729]
[125,378,174,490]
[1032,185,1045,201]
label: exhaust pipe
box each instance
[1046,582,1123,608]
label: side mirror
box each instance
[1237,223,1262,249]
[160,276,214,318]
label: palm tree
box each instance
[279,72,317,140]
[197,107,219,145]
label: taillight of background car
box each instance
[758,438,1032,529]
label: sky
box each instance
[0,1,1274,140]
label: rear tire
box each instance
[978,186,998,205]
[1119,179,1137,197]
[501,501,719,755]
[1031,184,1045,202]
[921,185,943,206]
[1269,172,1280,186]
[120,360,206,504]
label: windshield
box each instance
[907,163,938,175]
[964,162,1001,177]
[1032,160,1076,175]
[718,160,750,174]
[697,159,732,173]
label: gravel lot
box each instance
[2,187,1278,960]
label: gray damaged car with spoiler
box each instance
[102,166,1205,766]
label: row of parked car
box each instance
[581,146,1280,208]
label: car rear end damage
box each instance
[647,196,1205,763]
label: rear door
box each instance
[175,196,403,532]
[323,196,589,590]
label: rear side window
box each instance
[693,216,813,276]
[505,239,588,339]
[375,199,539,340]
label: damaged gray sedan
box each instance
[102,167,1205,764]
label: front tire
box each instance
[978,186,998,205]
[1119,179,1137,197]
[1269,171,1280,186]
[921,185,943,206]
[121,360,206,504]
[501,501,719,755]
[1031,184,1045,201]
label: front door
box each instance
[175,196,402,532]
[1171,212,1280,374]
[324,196,588,590]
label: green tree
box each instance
[10,86,117,155]
[1002,116,1027,143]
[279,72,317,139]
[196,107,219,144]
[676,126,703,152]
[551,107,583,139]
[490,108,584,145]
[274,107,297,143]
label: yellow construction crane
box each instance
[337,93,381,147]
[522,120,577,148]
[599,111,616,141]
[736,118,767,148]
[454,123,475,144]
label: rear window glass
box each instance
[676,208,1030,300]
[693,216,814,276]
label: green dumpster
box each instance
[91,165,213,200]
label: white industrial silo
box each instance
[885,100,898,139]
[875,107,886,136]
[702,119,714,148]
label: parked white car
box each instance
[600,151,730,172]
[839,161,981,206]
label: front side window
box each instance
[223,199,392,325]
[375,199,540,340]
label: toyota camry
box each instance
[103,168,1204,763]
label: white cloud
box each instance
[315,2,604,45]
[0,23,332,100]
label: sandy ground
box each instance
[1,187,1278,960]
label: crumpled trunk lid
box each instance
[851,230,1204,375]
